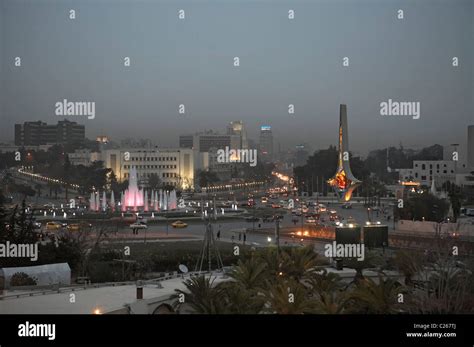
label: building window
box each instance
[422,164,426,170]
[421,175,426,180]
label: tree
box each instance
[314,291,348,314]
[279,246,320,281]
[148,173,161,191]
[262,278,317,314]
[398,192,449,222]
[229,256,268,291]
[172,276,225,314]
[196,170,220,188]
[216,281,266,314]
[409,257,473,314]
[393,250,423,286]
[443,181,464,221]
[348,276,404,314]
[308,269,343,297]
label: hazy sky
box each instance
[1,0,473,156]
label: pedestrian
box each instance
[243,233,247,244]
[231,234,235,243]
[217,230,221,240]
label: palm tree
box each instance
[308,269,342,298]
[314,291,348,314]
[229,256,268,291]
[394,250,423,286]
[172,275,224,314]
[280,246,320,281]
[347,276,404,314]
[263,278,317,314]
[216,281,265,314]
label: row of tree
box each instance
[172,246,473,314]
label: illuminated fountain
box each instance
[122,167,144,211]
[327,104,361,202]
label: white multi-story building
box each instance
[68,149,101,166]
[398,160,468,187]
[102,148,195,190]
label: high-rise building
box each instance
[259,125,273,162]
[14,120,85,146]
[468,125,474,169]
[179,131,240,152]
[295,144,309,167]
[226,121,248,149]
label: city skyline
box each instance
[1,0,473,155]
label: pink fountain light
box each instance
[123,167,144,211]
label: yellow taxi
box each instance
[171,220,188,228]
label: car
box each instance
[305,217,317,223]
[67,222,92,231]
[130,222,148,229]
[171,220,188,228]
[261,197,268,203]
[271,203,281,209]
[32,221,42,229]
[45,221,62,231]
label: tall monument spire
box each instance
[327,104,361,201]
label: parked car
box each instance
[45,221,62,231]
[130,222,148,229]
[305,217,317,223]
[171,220,188,228]
[67,222,92,232]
